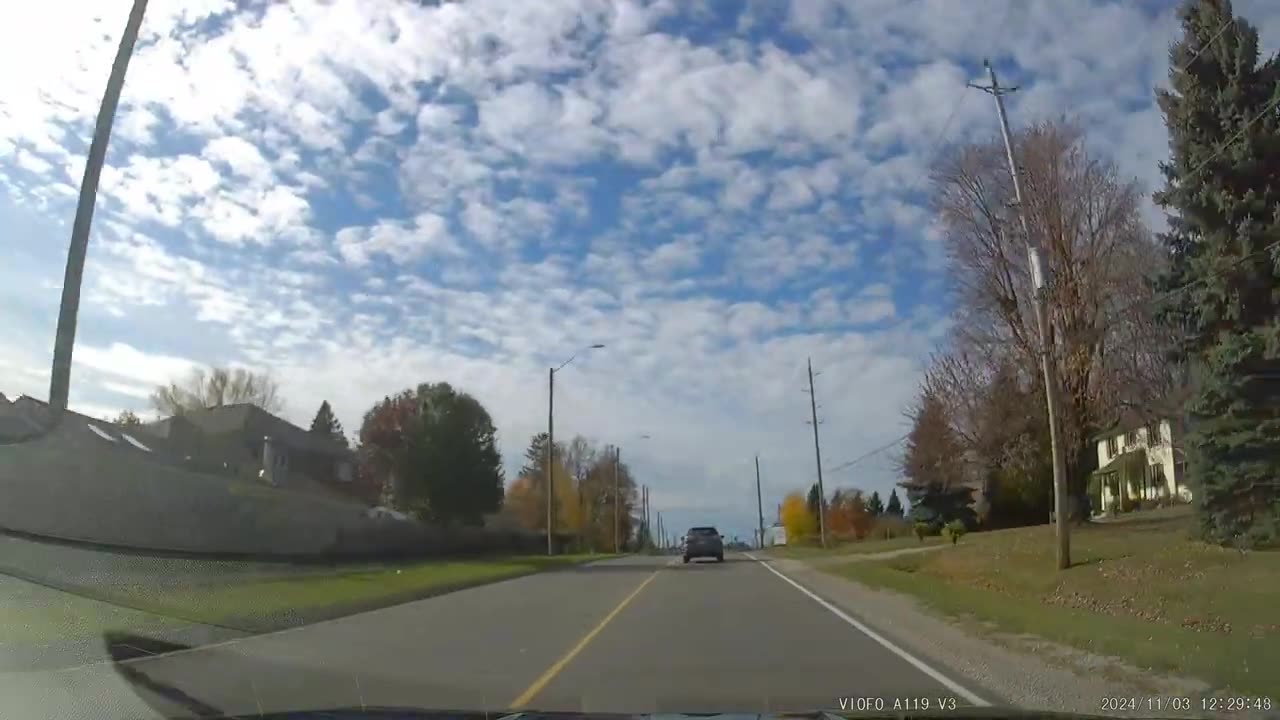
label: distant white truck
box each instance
[763,523,787,546]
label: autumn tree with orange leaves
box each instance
[827,488,874,541]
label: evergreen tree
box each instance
[309,400,346,444]
[886,488,904,518]
[806,483,822,518]
[899,390,977,528]
[1154,0,1280,547]
[867,490,885,517]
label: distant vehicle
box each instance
[763,523,787,547]
[683,526,724,563]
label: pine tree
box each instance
[806,483,822,518]
[867,490,885,517]
[886,489,904,518]
[1154,0,1280,547]
[309,400,346,445]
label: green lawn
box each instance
[3,553,610,644]
[0,576,190,645]
[828,508,1279,698]
[764,534,945,558]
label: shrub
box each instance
[942,519,967,545]
[913,522,933,541]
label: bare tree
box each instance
[929,118,1173,501]
[112,409,143,426]
[150,367,285,416]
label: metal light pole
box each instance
[49,0,149,414]
[546,344,605,555]
[970,60,1071,569]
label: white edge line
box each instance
[745,552,990,707]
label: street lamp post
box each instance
[546,344,604,555]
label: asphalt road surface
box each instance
[0,553,991,719]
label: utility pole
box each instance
[49,0,149,414]
[641,485,648,548]
[546,367,555,555]
[970,60,1071,569]
[805,357,828,548]
[613,446,621,554]
[755,455,765,549]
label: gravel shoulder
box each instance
[762,556,1233,719]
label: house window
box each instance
[1125,430,1138,447]
[1147,421,1161,444]
[1106,436,1119,457]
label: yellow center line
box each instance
[508,563,667,709]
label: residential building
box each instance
[140,404,371,504]
[1090,411,1190,514]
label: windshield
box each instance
[1,0,1278,718]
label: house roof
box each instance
[162,403,352,458]
[1,394,184,457]
[1090,447,1147,477]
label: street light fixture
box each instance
[547,343,605,555]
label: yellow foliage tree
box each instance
[503,475,541,530]
[780,491,818,543]
[502,459,577,532]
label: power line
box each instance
[901,1,1015,200]
[826,432,910,475]
[1183,93,1280,182]
[1108,237,1280,325]
[1178,16,1234,74]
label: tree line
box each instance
[502,433,640,551]
[779,484,906,544]
[898,0,1279,547]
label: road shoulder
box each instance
[758,556,1211,718]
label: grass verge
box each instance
[4,553,611,642]
[827,508,1278,698]
[764,534,945,558]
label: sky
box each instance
[2,0,1278,543]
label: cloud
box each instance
[3,0,1279,540]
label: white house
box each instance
[1091,413,1190,514]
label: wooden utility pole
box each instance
[755,455,765,549]
[806,357,828,548]
[970,60,1070,569]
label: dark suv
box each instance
[683,526,724,563]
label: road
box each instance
[0,553,991,718]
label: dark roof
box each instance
[0,394,43,440]
[167,404,352,458]
[1,395,183,457]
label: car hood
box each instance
[198,709,1103,719]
